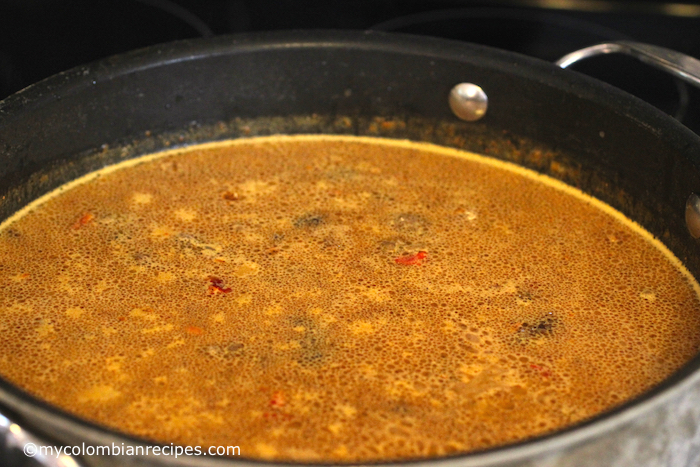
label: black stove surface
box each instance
[1,0,700,132]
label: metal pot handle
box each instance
[555,41,700,89]
[558,42,700,242]
[0,412,83,467]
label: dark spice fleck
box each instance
[294,213,325,229]
[516,312,558,341]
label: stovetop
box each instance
[1,1,700,133]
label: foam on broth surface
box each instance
[1,135,699,462]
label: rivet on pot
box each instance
[685,193,700,238]
[449,83,488,122]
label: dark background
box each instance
[1,0,700,465]
[2,0,700,132]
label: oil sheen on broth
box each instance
[0,135,699,462]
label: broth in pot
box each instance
[0,135,699,462]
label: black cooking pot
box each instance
[1,30,700,467]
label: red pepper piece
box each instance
[207,276,232,295]
[185,326,204,335]
[262,391,293,421]
[270,391,285,408]
[530,363,551,377]
[72,213,94,229]
[395,251,428,266]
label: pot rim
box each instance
[1,29,700,466]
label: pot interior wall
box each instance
[1,32,698,267]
